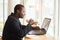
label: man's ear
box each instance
[17,10,20,13]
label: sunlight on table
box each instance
[24,34,55,40]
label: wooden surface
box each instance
[0,36,1,40]
[0,35,55,40]
[24,35,55,40]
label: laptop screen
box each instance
[41,18,51,31]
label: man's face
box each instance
[17,7,25,18]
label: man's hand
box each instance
[26,19,37,25]
[26,19,33,25]
[26,19,39,27]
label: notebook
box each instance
[28,18,51,35]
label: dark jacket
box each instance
[2,13,32,40]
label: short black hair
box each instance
[14,4,24,13]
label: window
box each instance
[0,0,8,36]
[0,0,4,36]
[42,0,54,37]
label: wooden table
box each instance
[24,34,55,40]
[0,35,55,40]
[0,37,2,40]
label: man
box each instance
[2,4,35,40]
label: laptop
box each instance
[28,18,51,35]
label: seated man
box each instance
[2,4,37,40]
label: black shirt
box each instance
[2,13,32,40]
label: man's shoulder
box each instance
[8,15,19,22]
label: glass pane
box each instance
[42,0,54,37]
[0,0,3,36]
[0,0,8,36]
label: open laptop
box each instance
[28,18,51,35]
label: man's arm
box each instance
[10,16,34,38]
[10,19,33,38]
[21,25,27,29]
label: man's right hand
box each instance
[26,19,36,25]
[26,19,39,28]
